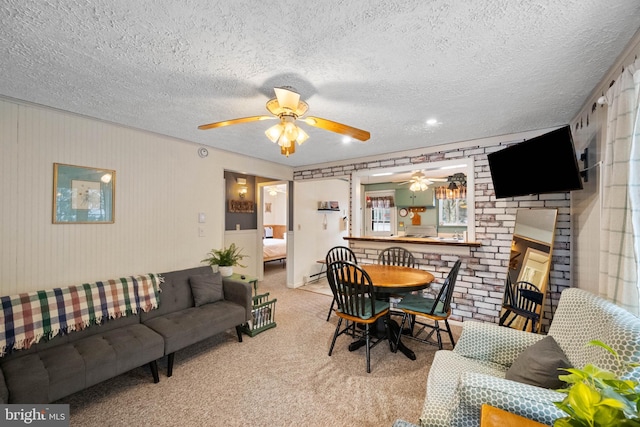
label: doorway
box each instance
[258,180,289,281]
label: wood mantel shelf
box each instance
[343,235,482,247]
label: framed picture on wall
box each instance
[53,163,115,224]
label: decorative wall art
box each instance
[229,199,254,213]
[53,163,115,224]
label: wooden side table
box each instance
[229,272,258,296]
[480,405,548,427]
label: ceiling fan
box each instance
[265,185,286,196]
[198,87,370,157]
[397,171,447,192]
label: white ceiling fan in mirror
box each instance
[397,171,447,192]
[265,185,286,197]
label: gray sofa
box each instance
[0,265,252,403]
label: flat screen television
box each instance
[487,125,583,199]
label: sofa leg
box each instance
[167,353,175,377]
[236,325,243,342]
[149,360,160,383]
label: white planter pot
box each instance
[218,266,233,277]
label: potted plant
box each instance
[554,340,640,427]
[202,243,247,277]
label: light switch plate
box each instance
[198,213,206,223]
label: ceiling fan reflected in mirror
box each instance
[198,87,370,157]
[398,171,447,192]
[265,185,286,196]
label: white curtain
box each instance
[599,57,640,315]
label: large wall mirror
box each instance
[500,208,557,333]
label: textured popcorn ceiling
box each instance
[1,1,639,167]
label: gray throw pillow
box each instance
[505,335,572,389]
[189,272,224,307]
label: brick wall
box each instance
[294,143,571,331]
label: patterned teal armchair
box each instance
[399,288,640,427]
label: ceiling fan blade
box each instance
[198,115,273,130]
[274,87,300,111]
[303,116,370,141]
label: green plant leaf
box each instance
[592,404,626,426]
[553,340,640,426]
[567,382,600,421]
[553,417,587,427]
[589,340,617,356]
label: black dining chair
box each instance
[499,278,543,333]
[327,260,391,373]
[378,246,417,268]
[377,246,418,329]
[325,246,358,321]
[394,259,461,350]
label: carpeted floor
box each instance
[60,263,460,426]
[299,275,333,297]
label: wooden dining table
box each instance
[362,264,435,294]
[358,264,435,360]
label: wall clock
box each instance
[399,208,408,217]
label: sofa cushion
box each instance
[190,272,224,307]
[143,300,246,355]
[505,335,571,389]
[141,266,213,321]
[0,324,164,403]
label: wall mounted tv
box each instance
[487,125,583,199]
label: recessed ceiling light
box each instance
[426,118,439,126]
[342,136,352,144]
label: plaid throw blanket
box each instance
[0,273,162,356]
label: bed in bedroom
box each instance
[263,224,287,266]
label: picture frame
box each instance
[53,163,115,224]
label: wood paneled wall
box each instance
[0,98,291,295]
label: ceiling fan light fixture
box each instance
[265,123,284,143]
[295,127,309,145]
[282,121,298,142]
[281,142,295,157]
[410,181,429,192]
[278,135,293,148]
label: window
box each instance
[365,191,396,236]
[439,199,467,226]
